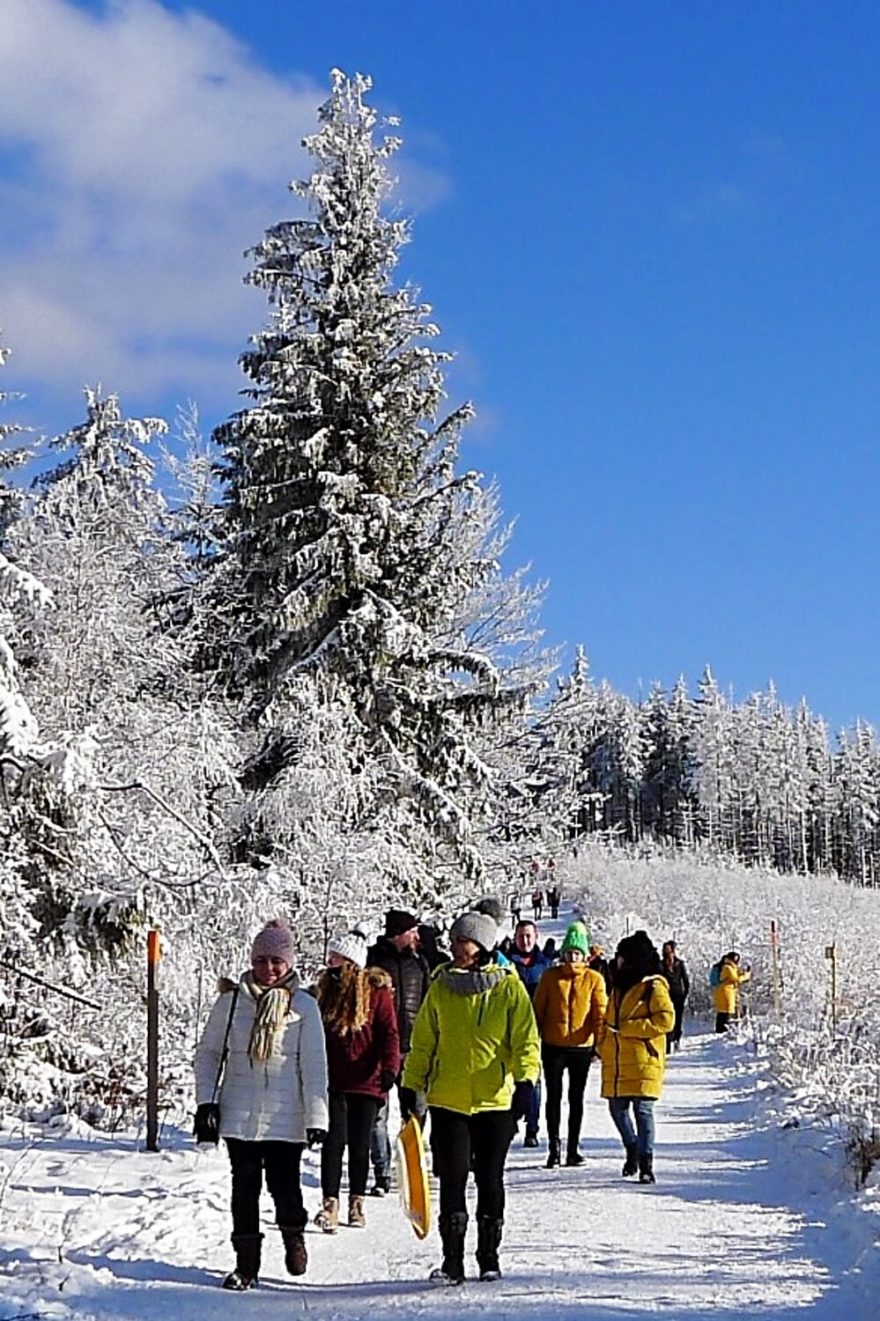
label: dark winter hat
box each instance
[561,922,590,957]
[613,929,655,961]
[328,922,371,969]
[384,908,418,938]
[450,909,498,953]
[616,929,660,970]
[251,919,296,968]
[473,896,506,925]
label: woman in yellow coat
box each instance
[713,951,751,1032]
[533,921,607,1168]
[597,929,674,1185]
[402,909,539,1286]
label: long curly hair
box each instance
[316,963,388,1037]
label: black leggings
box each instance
[430,1106,515,1220]
[322,1091,380,1199]
[715,1011,731,1033]
[542,1043,592,1146]
[225,1137,305,1234]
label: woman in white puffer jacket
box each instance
[194,919,328,1291]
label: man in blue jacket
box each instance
[508,920,551,1147]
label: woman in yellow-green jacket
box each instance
[597,929,674,1186]
[401,909,539,1287]
[713,951,751,1032]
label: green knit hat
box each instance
[561,921,590,956]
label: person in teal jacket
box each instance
[401,909,539,1287]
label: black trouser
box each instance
[667,997,685,1047]
[542,1043,592,1147]
[322,1091,380,1199]
[715,1011,731,1033]
[430,1106,515,1220]
[225,1137,305,1235]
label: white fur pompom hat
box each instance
[327,921,371,969]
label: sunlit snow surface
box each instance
[2,1026,876,1320]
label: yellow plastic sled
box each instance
[395,1115,431,1240]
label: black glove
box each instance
[511,1080,534,1121]
[306,1128,327,1149]
[193,1102,220,1145]
[398,1086,419,1121]
[379,1069,398,1094]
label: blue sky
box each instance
[1,0,879,734]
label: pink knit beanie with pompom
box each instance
[251,919,296,968]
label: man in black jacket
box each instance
[367,909,431,1195]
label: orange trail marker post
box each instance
[146,929,161,1152]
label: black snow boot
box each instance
[545,1138,561,1168]
[280,1224,308,1276]
[639,1153,656,1184]
[565,1137,585,1166]
[430,1211,468,1286]
[622,1144,638,1177]
[222,1232,262,1290]
[476,1215,504,1282]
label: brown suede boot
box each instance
[348,1194,366,1228]
[280,1225,308,1275]
[222,1233,262,1290]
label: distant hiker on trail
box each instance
[712,951,751,1033]
[401,909,540,1286]
[509,890,523,925]
[508,920,552,1147]
[542,936,558,960]
[598,930,675,1186]
[313,924,400,1234]
[533,922,607,1168]
[546,884,561,919]
[193,919,329,1290]
[365,910,430,1196]
[662,940,690,1051]
[531,887,544,919]
[587,942,613,992]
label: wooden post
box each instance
[770,920,782,1017]
[825,942,837,1035]
[146,929,161,1152]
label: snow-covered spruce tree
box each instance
[212,71,539,885]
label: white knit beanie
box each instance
[327,921,371,969]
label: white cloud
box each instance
[0,0,324,418]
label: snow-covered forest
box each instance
[1,69,880,1142]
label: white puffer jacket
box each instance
[195,973,328,1143]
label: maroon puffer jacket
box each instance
[323,969,401,1097]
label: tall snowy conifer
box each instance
[214,71,538,878]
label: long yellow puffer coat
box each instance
[713,959,751,1015]
[598,975,675,1100]
[402,962,540,1115]
[533,962,607,1048]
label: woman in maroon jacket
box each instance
[313,924,400,1233]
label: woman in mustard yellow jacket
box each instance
[402,909,539,1286]
[533,922,607,1168]
[713,951,751,1032]
[597,930,674,1185]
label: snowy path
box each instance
[3,915,878,1319]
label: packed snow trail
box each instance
[1,902,876,1319]
[3,1029,878,1318]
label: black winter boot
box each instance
[639,1153,656,1184]
[222,1233,262,1290]
[430,1211,468,1286]
[565,1144,585,1167]
[545,1138,561,1168]
[280,1224,308,1276]
[476,1215,504,1282]
[622,1144,638,1177]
